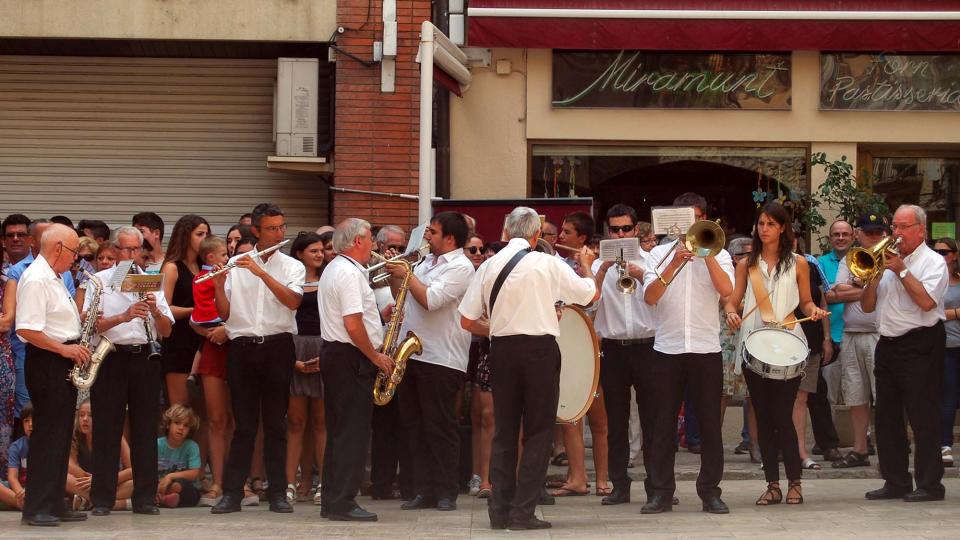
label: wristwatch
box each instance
[899,268,910,279]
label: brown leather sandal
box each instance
[755,482,782,506]
[786,481,803,504]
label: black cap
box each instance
[856,213,888,232]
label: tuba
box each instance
[70,269,115,390]
[846,236,901,284]
[371,252,423,406]
[652,220,725,286]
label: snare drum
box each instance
[741,326,809,380]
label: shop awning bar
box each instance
[470,8,960,20]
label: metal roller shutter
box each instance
[0,55,329,237]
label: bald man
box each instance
[16,225,91,526]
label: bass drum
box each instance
[556,305,601,424]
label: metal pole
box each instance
[418,22,435,224]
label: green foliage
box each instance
[802,152,890,252]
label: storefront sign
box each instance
[820,53,960,111]
[552,51,791,109]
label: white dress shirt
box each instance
[318,254,384,349]
[16,254,82,343]
[399,248,475,372]
[875,242,948,338]
[458,238,596,337]
[223,247,305,339]
[642,240,735,354]
[591,255,656,340]
[83,266,175,345]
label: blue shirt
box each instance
[157,436,201,486]
[7,436,28,484]
[817,250,845,343]
[6,253,76,417]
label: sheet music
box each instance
[405,223,427,256]
[651,206,696,236]
[109,260,135,290]
[599,238,639,262]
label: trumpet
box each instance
[195,240,291,283]
[367,241,429,284]
[616,258,638,294]
[652,220,725,286]
[847,236,901,284]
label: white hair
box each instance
[375,225,406,244]
[504,207,541,241]
[727,237,752,256]
[333,218,371,253]
[897,204,927,228]
[112,225,143,246]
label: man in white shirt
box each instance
[592,204,657,507]
[317,218,394,522]
[825,214,886,469]
[642,192,734,515]
[862,204,949,502]
[385,212,475,512]
[459,206,598,531]
[85,227,174,516]
[15,224,91,526]
[211,203,305,515]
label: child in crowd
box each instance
[157,405,202,508]
[67,399,134,511]
[4,403,31,510]
[186,236,229,390]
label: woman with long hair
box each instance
[284,232,327,505]
[725,202,827,506]
[935,237,960,466]
[160,215,210,405]
[67,399,134,511]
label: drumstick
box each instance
[553,243,581,253]
[785,312,832,327]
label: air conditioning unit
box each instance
[275,58,318,157]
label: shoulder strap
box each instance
[747,263,799,329]
[488,248,530,316]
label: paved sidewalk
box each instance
[2,479,959,539]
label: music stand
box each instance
[599,238,640,262]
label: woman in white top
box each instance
[725,202,827,506]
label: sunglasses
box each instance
[466,246,482,254]
[79,254,95,262]
[935,248,956,256]
[608,225,635,234]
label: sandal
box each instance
[832,450,870,469]
[755,482,782,506]
[786,481,803,504]
[551,452,569,467]
[548,486,589,497]
[313,486,322,506]
[477,487,491,499]
[198,485,223,507]
[801,458,822,470]
[595,486,613,497]
[285,483,297,504]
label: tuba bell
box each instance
[652,220,726,286]
[846,236,901,284]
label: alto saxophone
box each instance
[371,252,423,406]
[70,269,115,389]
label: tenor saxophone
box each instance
[70,269,115,390]
[371,253,422,406]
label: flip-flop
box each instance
[550,452,569,467]
[801,458,821,470]
[548,486,589,497]
[595,487,612,497]
[545,479,567,489]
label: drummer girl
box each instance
[724,202,828,506]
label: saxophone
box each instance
[70,269,115,389]
[371,253,423,406]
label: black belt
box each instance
[232,332,292,346]
[114,343,149,354]
[602,337,654,346]
[880,322,941,342]
[63,339,79,345]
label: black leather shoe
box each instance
[22,513,60,526]
[132,504,159,515]
[91,506,110,517]
[507,517,552,530]
[701,496,730,514]
[54,510,88,522]
[211,494,242,514]
[401,495,436,510]
[436,498,456,511]
[640,494,672,514]
[328,507,378,521]
[269,498,294,513]
[601,486,631,505]
[538,488,555,506]
[903,488,945,502]
[865,485,911,500]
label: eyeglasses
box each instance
[116,245,142,253]
[608,225,635,234]
[4,232,27,239]
[466,246,482,254]
[890,222,920,231]
[58,242,80,259]
[260,224,287,233]
[386,244,405,251]
[935,248,956,256]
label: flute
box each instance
[195,240,291,283]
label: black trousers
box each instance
[91,347,161,508]
[600,339,654,495]
[398,359,462,501]
[321,341,376,514]
[22,345,78,517]
[875,322,945,494]
[648,351,723,500]
[743,368,802,483]
[222,335,294,500]
[806,342,840,451]
[488,335,560,523]
[370,394,412,498]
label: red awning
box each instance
[468,1,960,51]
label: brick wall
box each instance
[333,0,430,230]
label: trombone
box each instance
[846,236,901,284]
[652,220,725,286]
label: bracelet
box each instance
[658,275,668,286]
